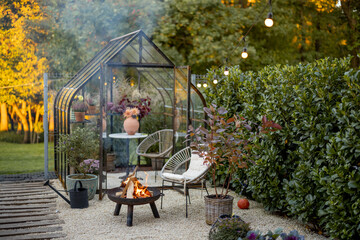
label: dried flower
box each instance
[72,101,88,112]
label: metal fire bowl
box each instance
[107,187,161,205]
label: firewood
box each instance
[126,180,134,199]
[120,176,136,198]
[115,191,123,197]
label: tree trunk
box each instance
[13,103,30,143]
[0,103,9,131]
[28,105,33,143]
[33,105,41,143]
[341,0,360,68]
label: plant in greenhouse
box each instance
[107,95,151,120]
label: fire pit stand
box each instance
[108,187,161,227]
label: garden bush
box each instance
[203,57,360,239]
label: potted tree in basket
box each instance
[72,100,88,122]
[56,126,100,200]
[188,104,281,224]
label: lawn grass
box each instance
[0,142,54,174]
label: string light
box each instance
[197,83,202,88]
[241,47,248,59]
[265,12,273,27]
[224,66,229,76]
[265,0,273,27]
[215,0,273,76]
[213,79,218,84]
[104,82,107,86]
[203,83,208,88]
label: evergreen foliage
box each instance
[203,57,360,239]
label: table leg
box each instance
[125,139,130,176]
[150,202,160,218]
[127,205,134,227]
[114,203,121,216]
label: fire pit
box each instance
[107,168,161,226]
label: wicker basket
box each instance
[204,194,234,225]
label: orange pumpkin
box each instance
[237,198,249,209]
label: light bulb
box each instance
[113,76,115,80]
[224,67,229,76]
[213,79,218,84]
[265,12,273,27]
[241,47,248,59]
[197,83,202,88]
[104,82,107,86]
[130,82,134,87]
[203,83,208,88]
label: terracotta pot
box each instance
[123,117,139,135]
[74,112,85,122]
[87,105,96,114]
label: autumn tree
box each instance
[0,0,47,142]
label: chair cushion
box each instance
[188,153,208,172]
[162,172,184,182]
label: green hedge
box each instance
[203,57,360,239]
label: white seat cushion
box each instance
[162,172,184,182]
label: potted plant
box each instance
[107,95,151,135]
[56,127,100,199]
[86,97,97,114]
[72,100,88,122]
[188,104,281,224]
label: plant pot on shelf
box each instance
[66,174,98,200]
[87,105,96,114]
[204,194,234,225]
[123,117,139,135]
[74,112,85,122]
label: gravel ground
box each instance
[53,172,328,240]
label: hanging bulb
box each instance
[224,67,229,76]
[241,47,248,59]
[197,83,202,88]
[213,79,218,84]
[203,83,208,88]
[265,12,273,27]
[104,82,107,86]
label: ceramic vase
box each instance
[123,117,139,135]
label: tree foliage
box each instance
[153,0,352,73]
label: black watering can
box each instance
[44,180,89,209]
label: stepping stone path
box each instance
[0,180,66,239]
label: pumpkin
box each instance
[237,198,249,209]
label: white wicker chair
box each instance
[136,129,174,181]
[160,147,210,217]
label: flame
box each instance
[121,176,152,198]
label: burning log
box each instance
[116,167,152,199]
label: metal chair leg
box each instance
[161,180,164,209]
[186,188,188,218]
[187,187,191,205]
